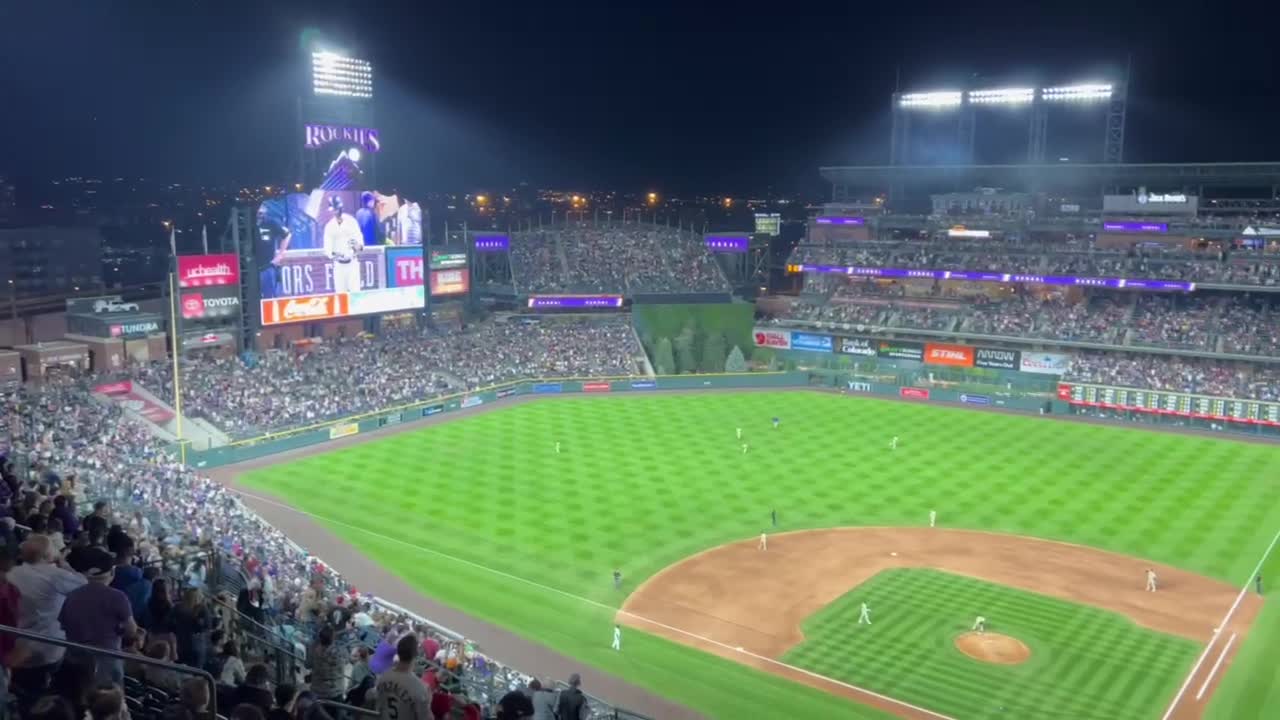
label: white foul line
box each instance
[1195,632,1237,701]
[1160,528,1280,720]
[233,488,957,720]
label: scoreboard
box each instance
[1058,383,1280,427]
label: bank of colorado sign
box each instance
[303,124,381,153]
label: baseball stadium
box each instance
[3,47,1280,720]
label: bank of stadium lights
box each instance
[311,51,373,99]
[967,87,1035,105]
[899,83,1113,109]
[898,91,962,108]
[1041,83,1113,102]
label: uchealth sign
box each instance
[974,347,1020,370]
[753,327,791,349]
[260,293,350,326]
[180,292,240,320]
[177,254,240,288]
[924,343,974,367]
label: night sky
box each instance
[3,0,1278,194]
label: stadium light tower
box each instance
[888,74,1128,165]
[311,50,374,99]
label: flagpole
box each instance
[168,271,186,463]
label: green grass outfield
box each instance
[239,391,1280,719]
[783,568,1200,720]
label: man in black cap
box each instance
[59,546,137,685]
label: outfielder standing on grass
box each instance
[858,602,872,625]
[612,624,622,651]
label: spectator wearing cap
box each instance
[555,673,588,720]
[7,535,87,695]
[59,544,137,685]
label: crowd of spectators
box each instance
[790,241,1280,287]
[0,343,630,718]
[138,319,641,439]
[510,224,730,294]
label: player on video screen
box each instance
[355,191,378,247]
[323,196,364,294]
[256,204,292,299]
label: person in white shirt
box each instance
[7,535,87,690]
[323,196,364,294]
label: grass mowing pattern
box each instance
[240,392,1280,720]
[783,569,1199,720]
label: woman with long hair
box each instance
[174,587,212,670]
[146,577,177,656]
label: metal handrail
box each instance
[316,699,378,718]
[0,623,218,717]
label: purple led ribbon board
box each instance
[793,264,1195,292]
[814,216,866,226]
[705,235,749,252]
[526,295,625,308]
[1102,221,1169,233]
[474,234,510,252]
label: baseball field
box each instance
[234,391,1280,719]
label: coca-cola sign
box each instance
[260,293,351,326]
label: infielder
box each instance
[1146,568,1158,592]
[972,615,986,633]
[736,427,742,440]
[890,436,899,450]
[322,195,364,294]
[772,416,780,429]
[613,570,622,590]
[858,602,872,625]
[741,443,749,454]
[612,624,621,651]
[555,442,561,454]
[929,509,937,528]
[758,532,768,551]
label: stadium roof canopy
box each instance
[820,162,1280,191]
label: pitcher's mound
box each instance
[954,632,1031,665]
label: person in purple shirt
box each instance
[59,546,137,685]
[50,495,79,538]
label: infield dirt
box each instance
[620,527,1263,720]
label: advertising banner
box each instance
[93,381,133,395]
[178,254,240,289]
[846,380,872,392]
[973,347,1020,370]
[348,286,425,316]
[430,268,470,296]
[527,296,623,308]
[474,234,510,252]
[1058,382,1280,426]
[959,393,991,405]
[753,327,791,349]
[1103,193,1198,215]
[329,423,359,439]
[261,293,350,326]
[631,380,657,390]
[181,331,235,350]
[109,320,162,338]
[386,248,425,287]
[754,213,782,236]
[1020,352,1072,375]
[877,340,923,361]
[582,382,612,393]
[900,387,931,400]
[429,251,468,269]
[790,332,833,352]
[838,337,877,356]
[423,404,445,416]
[180,288,241,320]
[271,248,388,297]
[923,342,974,367]
[532,383,563,394]
[460,396,483,408]
[495,387,518,399]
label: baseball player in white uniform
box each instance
[736,427,742,440]
[973,615,986,632]
[929,509,937,528]
[858,602,872,625]
[612,624,622,651]
[758,532,767,551]
[1146,568,1158,592]
[323,196,364,294]
[890,436,899,450]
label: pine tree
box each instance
[724,345,747,372]
[654,337,676,375]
